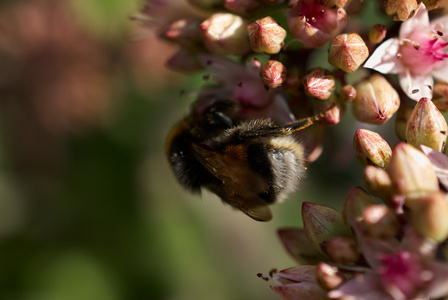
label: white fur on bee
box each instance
[267,136,305,202]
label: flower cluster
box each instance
[269,140,448,299]
[140,0,448,298]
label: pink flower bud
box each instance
[312,96,344,125]
[353,129,392,168]
[261,60,287,89]
[270,266,328,300]
[340,84,356,102]
[224,0,261,16]
[384,0,418,21]
[406,97,448,152]
[287,0,348,48]
[315,263,346,290]
[368,24,387,44]
[353,74,400,125]
[386,142,439,198]
[277,228,326,265]
[342,186,377,227]
[303,68,335,100]
[200,13,251,55]
[328,33,369,73]
[363,165,393,200]
[302,202,352,255]
[406,191,448,242]
[163,18,202,48]
[360,204,399,238]
[247,16,287,54]
[325,236,359,264]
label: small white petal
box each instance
[431,15,448,38]
[398,71,433,101]
[364,38,404,74]
[399,3,430,38]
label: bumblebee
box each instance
[166,99,326,221]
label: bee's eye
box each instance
[271,149,284,161]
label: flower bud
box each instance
[325,237,360,264]
[359,204,398,238]
[432,81,448,112]
[287,0,348,48]
[315,263,345,291]
[261,60,287,89]
[384,0,418,21]
[363,165,393,200]
[340,84,356,102]
[200,13,251,55]
[368,24,387,44]
[342,186,377,226]
[302,202,352,254]
[247,16,286,54]
[277,228,326,265]
[163,18,202,48]
[312,96,344,125]
[395,100,415,141]
[328,33,369,73]
[353,74,400,125]
[270,266,328,300]
[386,142,439,198]
[224,0,261,16]
[406,97,448,152]
[421,0,441,10]
[303,68,335,100]
[406,191,448,242]
[353,129,392,168]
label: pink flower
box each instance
[287,0,348,48]
[196,54,295,124]
[329,227,448,300]
[364,3,448,101]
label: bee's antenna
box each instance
[282,103,336,133]
[282,109,327,133]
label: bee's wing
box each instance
[192,143,272,221]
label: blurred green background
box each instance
[0,0,391,299]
